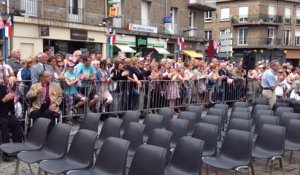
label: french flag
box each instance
[107,30,116,46]
[0,16,5,37]
[5,16,13,38]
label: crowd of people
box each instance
[0,47,300,154]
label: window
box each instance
[68,0,83,22]
[284,30,291,46]
[267,28,276,45]
[220,7,230,21]
[189,11,195,36]
[141,1,150,25]
[220,29,229,35]
[295,31,300,46]
[285,7,292,24]
[268,5,276,22]
[238,28,248,45]
[296,8,300,25]
[239,5,248,22]
[170,7,178,34]
[204,11,212,22]
[204,30,212,40]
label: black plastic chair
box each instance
[128,145,167,175]
[177,111,196,136]
[207,108,226,130]
[158,107,174,129]
[143,114,163,142]
[214,103,229,119]
[186,105,202,123]
[233,101,248,109]
[254,98,268,105]
[285,119,300,164]
[94,117,122,150]
[230,111,251,120]
[147,129,172,164]
[0,118,50,156]
[147,129,172,150]
[16,123,71,175]
[232,107,250,113]
[203,130,253,174]
[69,113,100,144]
[254,115,279,136]
[120,111,140,136]
[274,107,294,117]
[165,137,204,175]
[192,123,218,157]
[252,104,271,116]
[280,112,300,128]
[167,118,188,148]
[273,102,289,111]
[68,137,129,175]
[200,115,222,140]
[39,129,98,174]
[252,124,286,174]
[227,118,251,132]
[252,109,274,127]
[123,122,145,157]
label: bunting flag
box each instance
[5,16,13,38]
[0,16,5,37]
[107,30,116,46]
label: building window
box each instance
[68,0,83,22]
[295,31,300,46]
[285,7,292,24]
[238,28,248,45]
[268,5,276,22]
[220,29,229,35]
[296,8,300,25]
[141,1,150,25]
[170,7,178,34]
[239,5,248,22]
[189,11,195,37]
[204,30,212,40]
[267,27,276,45]
[220,7,230,21]
[204,11,212,22]
[284,30,291,46]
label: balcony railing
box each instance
[19,0,40,17]
[231,14,282,25]
[68,7,84,22]
[188,0,216,11]
[232,37,283,47]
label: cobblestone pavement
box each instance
[0,113,299,175]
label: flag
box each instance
[0,16,5,37]
[177,38,181,51]
[213,40,220,54]
[181,37,185,49]
[5,16,13,38]
[111,30,116,45]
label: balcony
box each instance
[188,0,216,11]
[231,14,282,26]
[68,7,84,23]
[232,37,283,48]
[19,0,41,17]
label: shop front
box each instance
[113,34,136,59]
[285,49,300,67]
[12,16,106,59]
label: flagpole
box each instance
[4,36,7,63]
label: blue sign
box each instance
[163,16,172,23]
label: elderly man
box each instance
[30,53,54,83]
[27,71,63,127]
[261,60,280,108]
[8,48,22,75]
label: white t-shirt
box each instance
[275,80,290,96]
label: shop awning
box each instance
[181,50,203,58]
[154,47,170,55]
[115,44,136,53]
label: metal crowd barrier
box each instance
[13,78,262,124]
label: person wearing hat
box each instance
[63,61,87,116]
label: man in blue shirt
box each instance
[261,60,280,107]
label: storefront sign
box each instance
[136,36,147,47]
[108,0,121,4]
[40,25,49,37]
[128,23,158,34]
[70,29,88,40]
[109,7,119,17]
